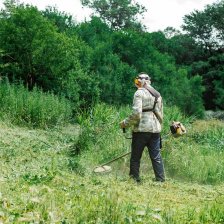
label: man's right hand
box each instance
[120,120,126,129]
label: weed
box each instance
[0,80,72,128]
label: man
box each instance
[120,72,165,183]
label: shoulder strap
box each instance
[145,86,160,110]
[144,86,162,124]
[145,86,160,99]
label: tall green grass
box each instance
[69,104,131,172]
[74,103,224,184]
[164,119,224,184]
[71,103,191,174]
[0,81,72,128]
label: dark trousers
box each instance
[130,132,165,181]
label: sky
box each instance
[0,0,217,31]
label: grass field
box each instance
[0,115,224,223]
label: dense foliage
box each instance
[0,0,223,117]
[80,0,146,30]
[181,0,224,110]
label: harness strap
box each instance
[142,87,160,113]
[142,87,162,124]
[142,108,154,112]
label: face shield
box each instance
[134,73,151,88]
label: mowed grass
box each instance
[0,119,224,223]
[1,171,224,223]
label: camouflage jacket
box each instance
[123,87,163,133]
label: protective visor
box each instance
[134,76,150,86]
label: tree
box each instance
[182,0,224,52]
[76,17,137,104]
[0,2,99,109]
[182,1,224,110]
[163,27,181,39]
[80,0,146,30]
[205,0,224,42]
[203,54,224,110]
[110,29,205,115]
[42,6,76,33]
[0,1,206,115]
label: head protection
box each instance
[134,73,151,88]
[170,121,187,138]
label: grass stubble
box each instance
[0,105,224,223]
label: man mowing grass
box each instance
[120,72,165,183]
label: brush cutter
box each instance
[93,128,131,174]
[93,121,186,174]
[93,151,131,174]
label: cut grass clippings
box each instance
[0,117,224,223]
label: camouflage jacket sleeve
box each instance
[124,90,143,127]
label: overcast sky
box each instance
[0,0,217,31]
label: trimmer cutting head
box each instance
[93,165,112,174]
